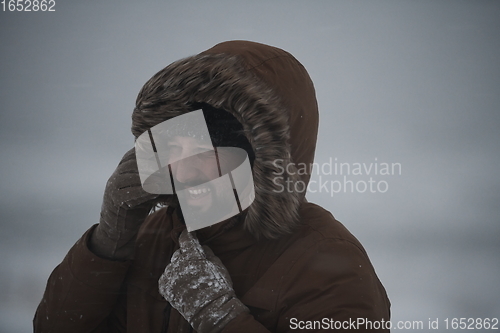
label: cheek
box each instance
[216,154,240,172]
[197,162,220,181]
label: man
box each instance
[34,41,390,332]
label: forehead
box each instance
[169,135,212,148]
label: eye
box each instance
[167,144,181,153]
[196,150,217,160]
[195,147,212,155]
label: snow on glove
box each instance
[90,148,161,260]
[158,230,249,333]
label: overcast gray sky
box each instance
[1,1,499,332]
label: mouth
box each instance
[187,185,211,200]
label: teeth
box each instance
[188,187,211,195]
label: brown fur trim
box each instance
[132,54,301,240]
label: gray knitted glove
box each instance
[158,230,249,333]
[89,148,160,260]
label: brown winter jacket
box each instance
[34,41,390,332]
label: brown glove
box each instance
[158,230,249,333]
[89,148,161,260]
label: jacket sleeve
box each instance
[222,312,274,333]
[34,224,131,333]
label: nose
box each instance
[171,157,201,185]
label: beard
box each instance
[176,176,241,232]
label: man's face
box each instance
[168,136,241,214]
[135,109,255,231]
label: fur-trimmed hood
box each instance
[132,41,319,240]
